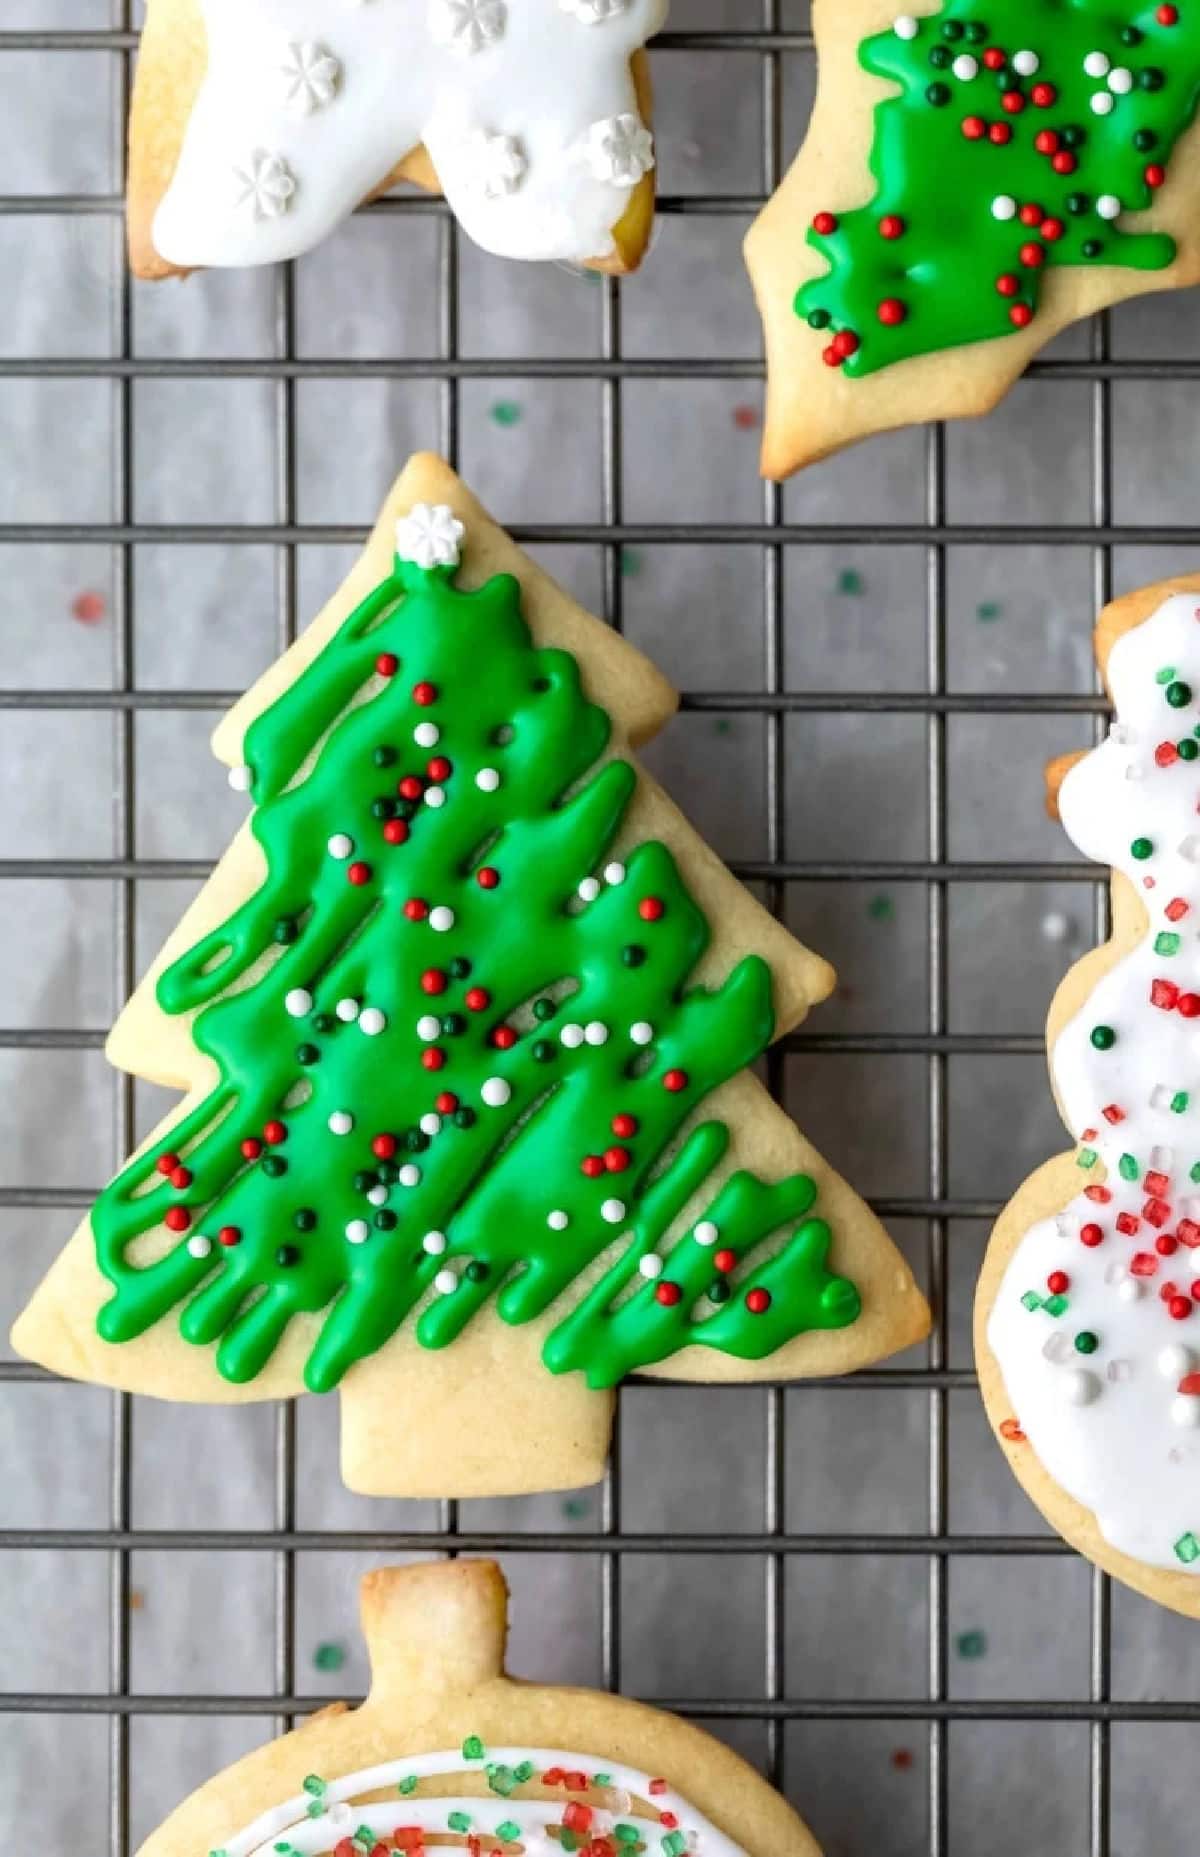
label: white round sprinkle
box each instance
[328,833,354,860]
[1172,1394,1200,1428]
[284,987,313,1019]
[346,1219,371,1245]
[414,722,440,748]
[578,877,601,903]
[1117,1277,1143,1304]
[336,997,360,1023]
[694,1220,719,1247]
[1160,1344,1194,1378]
[1083,49,1110,77]
[420,1113,442,1137]
[1096,193,1122,220]
[1090,90,1115,114]
[328,1111,354,1136]
[893,13,918,38]
[584,1021,609,1047]
[482,1077,512,1107]
[1011,49,1038,75]
[991,194,1017,221]
[424,786,447,809]
[422,1230,447,1256]
[417,1014,441,1042]
[604,861,626,886]
[547,1210,570,1231]
[1108,65,1133,93]
[639,1253,664,1278]
[476,767,501,792]
[187,1234,213,1259]
[434,1267,458,1295]
[1063,1368,1102,1406]
[560,1022,586,1049]
[368,1185,388,1207]
[399,1163,422,1187]
[951,53,977,79]
[430,906,455,932]
[359,1007,386,1036]
[228,763,253,792]
[630,1021,654,1046]
[601,1198,626,1225]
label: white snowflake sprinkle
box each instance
[233,149,297,221]
[1083,49,1111,77]
[1108,65,1133,93]
[279,41,341,115]
[430,0,508,54]
[459,128,529,199]
[991,195,1017,221]
[396,503,466,571]
[584,113,654,186]
[1096,194,1122,220]
[951,53,977,80]
[1090,90,1114,115]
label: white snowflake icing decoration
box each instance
[233,149,297,220]
[459,128,529,199]
[430,0,508,53]
[396,504,466,570]
[560,0,631,20]
[279,41,341,114]
[584,113,654,186]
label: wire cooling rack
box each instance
[5,6,1200,1857]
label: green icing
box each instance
[797,2,1200,377]
[91,551,859,1391]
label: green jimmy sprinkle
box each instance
[462,1734,486,1761]
[398,1775,418,1796]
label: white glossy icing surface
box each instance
[153,0,667,267]
[988,592,1200,1571]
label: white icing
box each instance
[988,593,1200,1571]
[152,0,667,268]
[219,1746,747,1857]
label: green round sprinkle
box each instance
[403,1132,428,1156]
[313,1012,335,1033]
[1131,837,1154,860]
[708,1280,732,1304]
[466,1260,490,1283]
[262,1154,287,1178]
[373,745,397,767]
[1075,1330,1099,1355]
[1168,681,1193,708]
[374,1210,397,1230]
[1090,1024,1116,1050]
[1060,125,1085,148]
[371,796,397,820]
[1082,239,1103,258]
[353,1169,378,1193]
[1066,192,1089,215]
[1134,127,1157,150]
[940,19,963,38]
[379,1157,401,1178]
[449,956,472,979]
[1180,739,1199,762]
[294,1208,317,1231]
[533,997,557,1022]
[532,1039,556,1062]
[807,307,831,330]
[276,1244,300,1267]
[622,944,647,967]
[273,917,299,945]
[441,1012,466,1037]
[1121,24,1143,44]
[396,798,418,821]
[1139,66,1165,90]
[928,44,952,67]
[454,1107,477,1129]
[925,81,950,104]
[965,19,987,41]
[297,1042,319,1065]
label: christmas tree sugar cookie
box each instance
[11,452,928,1498]
[137,1559,821,1857]
[127,0,666,279]
[978,573,1200,1617]
[745,1,1200,479]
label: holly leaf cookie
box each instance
[978,574,1200,1617]
[135,1559,821,1857]
[745,0,1200,478]
[11,452,928,1499]
[128,0,666,278]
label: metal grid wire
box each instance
[5,7,1199,1856]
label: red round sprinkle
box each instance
[372,1134,398,1160]
[348,860,373,886]
[383,819,410,846]
[714,1248,737,1274]
[465,987,491,1012]
[1030,81,1057,106]
[264,1121,287,1145]
[165,1206,191,1233]
[1158,3,1179,22]
[879,213,906,238]
[403,898,429,921]
[170,1166,192,1191]
[1146,163,1167,188]
[878,297,907,326]
[1040,217,1065,242]
[427,756,452,782]
[832,329,860,358]
[663,1068,689,1093]
[1158,1235,1179,1255]
[375,652,399,678]
[746,1288,772,1315]
[1034,129,1059,154]
[1019,202,1044,227]
[1047,1270,1069,1294]
[638,896,665,922]
[1001,89,1025,113]
[812,210,838,235]
[1080,1223,1104,1247]
[218,1226,241,1247]
[611,1113,639,1138]
[477,867,501,889]
[491,1025,517,1050]
[604,1146,632,1173]
[421,968,447,995]
[241,1137,263,1161]
[1009,303,1034,327]
[988,121,1012,144]
[1019,242,1045,268]
[435,1092,458,1114]
[1170,1295,1193,1320]
[1180,993,1200,1018]
[581,1155,605,1179]
[996,273,1020,297]
[821,346,842,369]
[655,1281,684,1307]
[982,46,1006,69]
[421,1047,446,1071]
[156,1153,179,1176]
[412,681,438,706]
[961,114,987,139]
[1051,151,1078,174]
[398,775,425,801]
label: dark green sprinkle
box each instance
[1066,191,1089,215]
[273,917,299,945]
[955,1629,988,1660]
[533,997,557,1022]
[807,307,832,330]
[313,1012,335,1034]
[1060,125,1085,148]
[396,798,418,821]
[1139,66,1165,90]
[374,1210,397,1231]
[403,1132,428,1155]
[497,1824,521,1845]
[466,1260,490,1283]
[512,1762,534,1784]
[622,944,647,967]
[378,1157,401,1180]
[373,745,397,767]
[462,1735,486,1761]
[294,1208,317,1232]
[1181,739,1199,762]
[532,1039,556,1062]
[1134,126,1157,149]
[398,1775,418,1796]
[929,44,952,67]
[371,795,397,820]
[1075,1330,1099,1355]
[448,1814,472,1834]
[454,1107,477,1129]
[262,1154,287,1178]
[965,19,987,40]
[1131,837,1154,860]
[1090,1024,1116,1050]
[353,1170,378,1193]
[276,1244,300,1267]
[1082,239,1103,258]
[449,956,472,979]
[441,1013,466,1037]
[1167,680,1192,708]
[940,19,964,38]
[1121,24,1143,44]
[296,1042,320,1065]
[708,1280,732,1304]
[925,81,950,104]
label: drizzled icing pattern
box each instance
[151,0,666,268]
[988,591,1200,1570]
[213,1745,747,1857]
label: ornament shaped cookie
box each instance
[12,453,928,1498]
[128,0,666,278]
[977,574,1200,1617]
[136,1559,821,1857]
[745,0,1200,478]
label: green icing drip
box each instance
[91,554,859,1390]
[797,1,1200,377]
